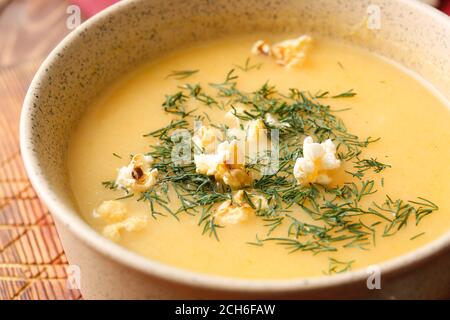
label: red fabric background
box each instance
[71,0,450,18]
[441,0,450,13]
[70,0,118,18]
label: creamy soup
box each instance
[68,35,450,279]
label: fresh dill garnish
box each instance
[315,90,330,98]
[100,67,438,269]
[410,232,425,241]
[346,158,391,179]
[115,193,134,200]
[332,89,357,98]
[166,69,199,80]
[246,234,264,246]
[354,158,391,174]
[234,57,263,72]
[102,180,117,190]
[202,216,222,241]
[324,258,355,275]
[112,153,122,159]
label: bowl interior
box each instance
[21,0,450,291]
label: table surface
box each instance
[0,0,449,300]
[0,0,81,300]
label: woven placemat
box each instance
[0,0,81,300]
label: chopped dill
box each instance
[324,258,355,275]
[166,69,199,80]
[234,57,263,72]
[246,234,264,247]
[115,193,134,201]
[102,180,117,190]
[332,89,357,98]
[354,158,391,174]
[410,232,425,241]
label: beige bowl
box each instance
[20,0,450,299]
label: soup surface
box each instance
[68,35,450,279]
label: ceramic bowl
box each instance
[20,0,450,299]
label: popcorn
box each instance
[93,200,148,242]
[294,136,341,185]
[93,200,127,223]
[251,35,313,68]
[271,35,313,68]
[232,190,268,210]
[214,191,268,225]
[192,125,222,154]
[216,140,245,165]
[245,119,266,142]
[215,163,252,190]
[116,154,158,192]
[193,153,222,176]
[251,40,271,56]
[245,119,269,162]
[194,140,251,189]
[214,199,252,225]
[102,216,148,242]
[264,113,290,128]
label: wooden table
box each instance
[0,0,81,300]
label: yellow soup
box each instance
[68,35,450,279]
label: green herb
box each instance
[410,232,425,241]
[115,193,134,200]
[246,234,264,247]
[354,158,391,174]
[234,57,263,72]
[166,69,199,80]
[102,180,117,190]
[332,89,356,98]
[324,258,355,275]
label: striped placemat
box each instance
[0,0,81,300]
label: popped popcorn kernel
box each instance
[102,216,148,242]
[116,153,159,192]
[192,125,223,153]
[214,191,268,225]
[194,140,251,189]
[271,35,313,68]
[94,199,148,242]
[93,200,127,223]
[251,35,313,68]
[251,40,271,56]
[294,136,341,185]
[246,119,266,143]
[215,163,252,190]
[102,224,122,242]
[194,153,221,176]
[264,113,290,128]
[233,190,268,210]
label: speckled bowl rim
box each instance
[20,0,450,294]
